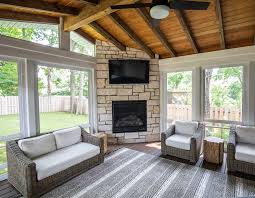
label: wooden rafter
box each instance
[136,7,176,57]
[109,13,155,58]
[0,10,59,24]
[64,0,139,31]
[0,0,79,16]
[215,0,225,49]
[74,28,96,44]
[174,10,199,53]
[90,22,126,51]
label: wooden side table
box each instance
[94,133,107,154]
[203,137,224,164]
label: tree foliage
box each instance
[167,66,243,109]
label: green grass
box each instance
[39,112,88,133]
[0,112,88,174]
[0,112,89,136]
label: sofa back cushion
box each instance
[53,126,81,149]
[18,134,56,159]
[236,125,255,145]
[175,121,198,136]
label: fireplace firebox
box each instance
[112,101,147,133]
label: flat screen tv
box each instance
[109,60,149,84]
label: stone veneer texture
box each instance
[96,41,160,144]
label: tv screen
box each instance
[109,60,149,84]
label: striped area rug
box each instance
[41,148,255,198]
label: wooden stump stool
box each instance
[203,137,224,164]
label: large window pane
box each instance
[204,66,243,122]
[167,71,192,124]
[38,66,89,133]
[0,60,21,176]
[0,20,59,48]
[70,31,95,57]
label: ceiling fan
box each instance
[111,0,210,20]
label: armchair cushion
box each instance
[235,143,255,164]
[18,134,56,159]
[53,126,81,149]
[236,125,255,145]
[175,121,198,136]
[165,134,191,150]
[33,142,100,180]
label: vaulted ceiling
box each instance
[0,0,254,59]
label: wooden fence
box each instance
[0,96,88,115]
[167,104,241,122]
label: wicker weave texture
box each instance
[161,122,205,163]
[227,126,255,175]
[7,127,104,198]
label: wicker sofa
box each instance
[227,125,255,175]
[6,126,104,198]
[161,121,205,163]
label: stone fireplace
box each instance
[96,41,160,144]
[112,100,147,133]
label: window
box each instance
[203,66,243,145]
[70,31,95,57]
[38,66,89,133]
[203,66,243,122]
[0,20,59,48]
[167,71,192,125]
[0,60,21,176]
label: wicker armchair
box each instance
[161,121,205,163]
[227,125,255,175]
[6,127,104,198]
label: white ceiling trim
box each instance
[159,45,255,72]
[0,35,96,69]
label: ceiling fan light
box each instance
[150,5,170,19]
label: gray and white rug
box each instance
[41,148,255,198]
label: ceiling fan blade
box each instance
[111,3,151,10]
[171,0,210,10]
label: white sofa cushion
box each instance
[235,143,255,164]
[175,121,198,136]
[53,126,82,149]
[18,134,56,159]
[165,134,191,150]
[236,125,255,145]
[33,142,100,180]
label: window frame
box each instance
[35,62,96,135]
[201,64,246,125]
[0,55,24,180]
[166,70,193,123]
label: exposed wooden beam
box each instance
[136,7,176,57]
[64,0,139,31]
[0,10,59,24]
[74,28,96,44]
[109,13,154,58]
[0,0,79,16]
[215,0,225,49]
[174,10,199,53]
[90,22,126,51]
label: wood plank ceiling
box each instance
[0,0,254,58]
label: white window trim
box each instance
[201,64,247,125]
[160,46,255,130]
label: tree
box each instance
[0,61,18,96]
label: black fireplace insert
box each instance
[112,100,147,133]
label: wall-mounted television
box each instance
[109,60,149,84]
